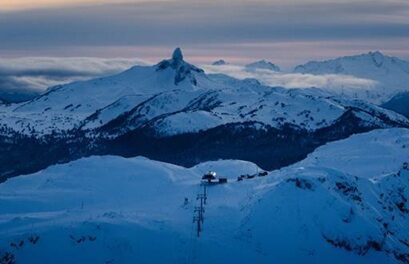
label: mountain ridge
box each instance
[294,51,409,103]
[246,59,281,72]
[0,48,408,180]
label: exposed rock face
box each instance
[156,47,204,85]
[172,47,183,61]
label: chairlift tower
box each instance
[193,184,207,237]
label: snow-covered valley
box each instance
[1,128,408,263]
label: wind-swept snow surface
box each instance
[1,128,409,263]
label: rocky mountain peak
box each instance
[156,47,204,86]
[172,47,183,62]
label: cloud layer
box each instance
[0,54,382,104]
[203,64,378,93]
[0,57,147,102]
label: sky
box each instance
[0,0,408,66]
[0,0,408,101]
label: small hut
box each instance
[202,171,217,183]
[201,171,227,184]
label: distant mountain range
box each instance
[245,60,280,72]
[4,50,409,107]
[294,51,409,104]
[0,48,407,180]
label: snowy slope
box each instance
[297,128,409,178]
[1,128,409,263]
[294,51,409,103]
[83,80,408,137]
[0,48,222,135]
[0,49,407,138]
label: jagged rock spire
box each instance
[172,47,183,62]
[155,47,204,86]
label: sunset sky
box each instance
[1,0,409,67]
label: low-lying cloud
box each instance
[0,57,148,102]
[0,56,379,103]
[203,64,378,93]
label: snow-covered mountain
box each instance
[0,49,406,137]
[245,60,280,72]
[294,51,409,103]
[0,48,408,180]
[0,48,220,135]
[1,128,408,263]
